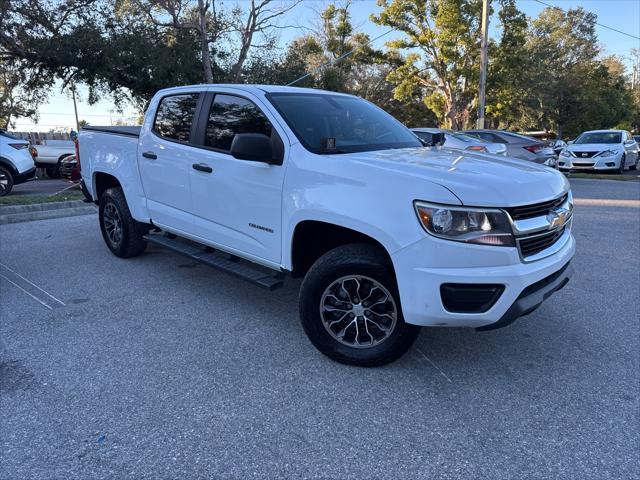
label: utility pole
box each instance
[477,0,490,129]
[71,83,80,131]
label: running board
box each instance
[143,233,284,290]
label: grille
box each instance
[572,151,598,158]
[572,162,595,166]
[505,194,568,221]
[518,226,566,257]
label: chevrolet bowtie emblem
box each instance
[547,208,570,229]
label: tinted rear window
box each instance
[153,94,199,142]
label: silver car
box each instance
[464,129,556,165]
[412,128,507,155]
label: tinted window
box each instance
[468,132,502,143]
[499,132,539,143]
[268,93,421,154]
[154,94,199,142]
[206,94,273,151]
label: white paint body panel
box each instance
[80,84,575,328]
[35,140,75,165]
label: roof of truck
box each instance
[155,84,354,97]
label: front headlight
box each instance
[560,150,572,157]
[598,149,620,157]
[414,202,515,246]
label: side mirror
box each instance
[567,140,574,145]
[230,133,281,164]
[420,132,445,147]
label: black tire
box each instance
[0,165,14,197]
[80,179,92,202]
[299,244,420,367]
[630,156,638,170]
[98,187,148,258]
[617,154,625,174]
[45,165,59,178]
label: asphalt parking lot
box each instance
[1,178,638,479]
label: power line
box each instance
[531,0,640,41]
[287,28,395,86]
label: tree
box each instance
[279,3,437,125]
[372,0,486,129]
[0,60,49,129]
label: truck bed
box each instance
[82,126,141,137]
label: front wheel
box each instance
[617,154,626,174]
[99,187,148,258]
[299,244,420,367]
[0,166,14,196]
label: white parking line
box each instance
[0,263,66,306]
[0,274,53,310]
[574,198,640,208]
[415,347,453,383]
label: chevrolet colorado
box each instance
[79,85,575,366]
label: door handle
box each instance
[142,151,157,160]
[192,163,213,173]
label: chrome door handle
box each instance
[192,163,213,173]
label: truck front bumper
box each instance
[391,232,575,329]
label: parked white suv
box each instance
[559,130,639,173]
[79,85,575,366]
[0,130,36,196]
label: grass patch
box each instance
[0,190,85,206]
[566,172,639,182]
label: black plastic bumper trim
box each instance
[14,166,37,184]
[476,261,573,331]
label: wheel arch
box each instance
[92,171,123,203]
[289,220,395,278]
[0,156,18,176]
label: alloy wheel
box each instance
[0,171,8,193]
[320,275,398,349]
[103,202,123,246]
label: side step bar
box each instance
[143,233,284,290]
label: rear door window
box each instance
[153,94,199,142]
[205,94,273,152]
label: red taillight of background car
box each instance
[29,146,38,158]
[9,143,28,150]
[466,145,488,152]
[74,138,81,172]
[523,145,543,154]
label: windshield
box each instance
[267,93,422,154]
[574,132,621,144]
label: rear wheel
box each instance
[299,244,420,367]
[99,187,148,258]
[0,166,14,196]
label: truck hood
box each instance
[339,147,568,207]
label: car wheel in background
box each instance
[630,155,638,171]
[45,165,60,178]
[0,165,14,197]
[98,187,149,258]
[617,154,625,174]
[299,243,420,367]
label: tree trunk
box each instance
[198,0,213,83]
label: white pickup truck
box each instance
[79,85,575,366]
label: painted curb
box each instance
[0,201,96,225]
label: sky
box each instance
[12,0,640,132]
